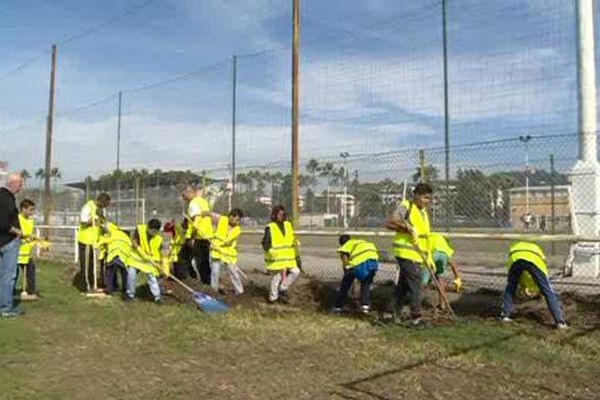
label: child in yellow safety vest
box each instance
[163,219,187,278]
[261,205,301,303]
[206,208,244,295]
[98,223,130,296]
[422,233,462,309]
[16,199,40,300]
[128,219,163,303]
[333,235,379,314]
[500,241,567,329]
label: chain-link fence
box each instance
[3,1,600,295]
[22,131,599,296]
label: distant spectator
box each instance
[539,216,547,232]
[521,212,532,231]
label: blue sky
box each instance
[0,0,597,181]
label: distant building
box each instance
[509,185,571,231]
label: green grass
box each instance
[0,261,598,400]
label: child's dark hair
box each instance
[229,208,244,218]
[270,205,286,222]
[148,219,162,230]
[414,183,433,195]
[339,234,351,246]
[19,199,35,210]
[97,192,111,202]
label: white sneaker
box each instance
[410,318,425,327]
[361,305,371,314]
[331,307,343,314]
[556,322,569,330]
[500,316,514,323]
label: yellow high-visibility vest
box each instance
[337,239,379,268]
[77,200,102,245]
[18,213,35,265]
[507,241,549,294]
[392,200,431,265]
[185,196,213,240]
[128,225,162,277]
[211,216,241,264]
[429,232,454,258]
[264,221,297,270]
[105,229,132,265]
[136,224,163,262]
[169,222,186,263]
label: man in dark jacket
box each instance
[0,173,24,318]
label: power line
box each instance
[61,0,160,46]
[123,60,229,95]
[0,0,161,81]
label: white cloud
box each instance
[299,47,571,122]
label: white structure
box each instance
[567,0,600,278]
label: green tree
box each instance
[412,164,439,183]
[454,169,493,222]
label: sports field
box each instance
[2,260,599,400]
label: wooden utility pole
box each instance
[43,44,57,232]
[231,55,237,198]
[291,0,300,225]
[419,149,426,182]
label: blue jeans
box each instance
[126,267,161,300]
[334,265,376,308]
[501,260,565,324]
[0,239,20,312]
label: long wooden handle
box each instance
[419,249,457,319]
[148,258,196,296]
[168,274,196,295]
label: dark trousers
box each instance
[105,257,128,294]
[334,268,375,308]
[78,242,104,291]
[394,257,423,319]
[501,259,565,324]
[181,239,211,284]
[16,260,36,294]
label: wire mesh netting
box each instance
[2,1,599,295]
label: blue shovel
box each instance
[169,274,229,313]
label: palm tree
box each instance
[306,159,320,186]
[50,168,62,190]
[319,162,335,213]
[20,169,31,186]
[236,172,250,193]
[35,168,45,205]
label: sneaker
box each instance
[279,289,288,298]
[410,318,425,328]
[556,322,569,330]
[154,298,163,304]
[2,308,24,318]
[500,316,514,323]
[381,312,395,323]
[361,305,371,314]
[331,307,343,314]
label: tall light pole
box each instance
[519,135,532,214]
[340,152,349,229]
